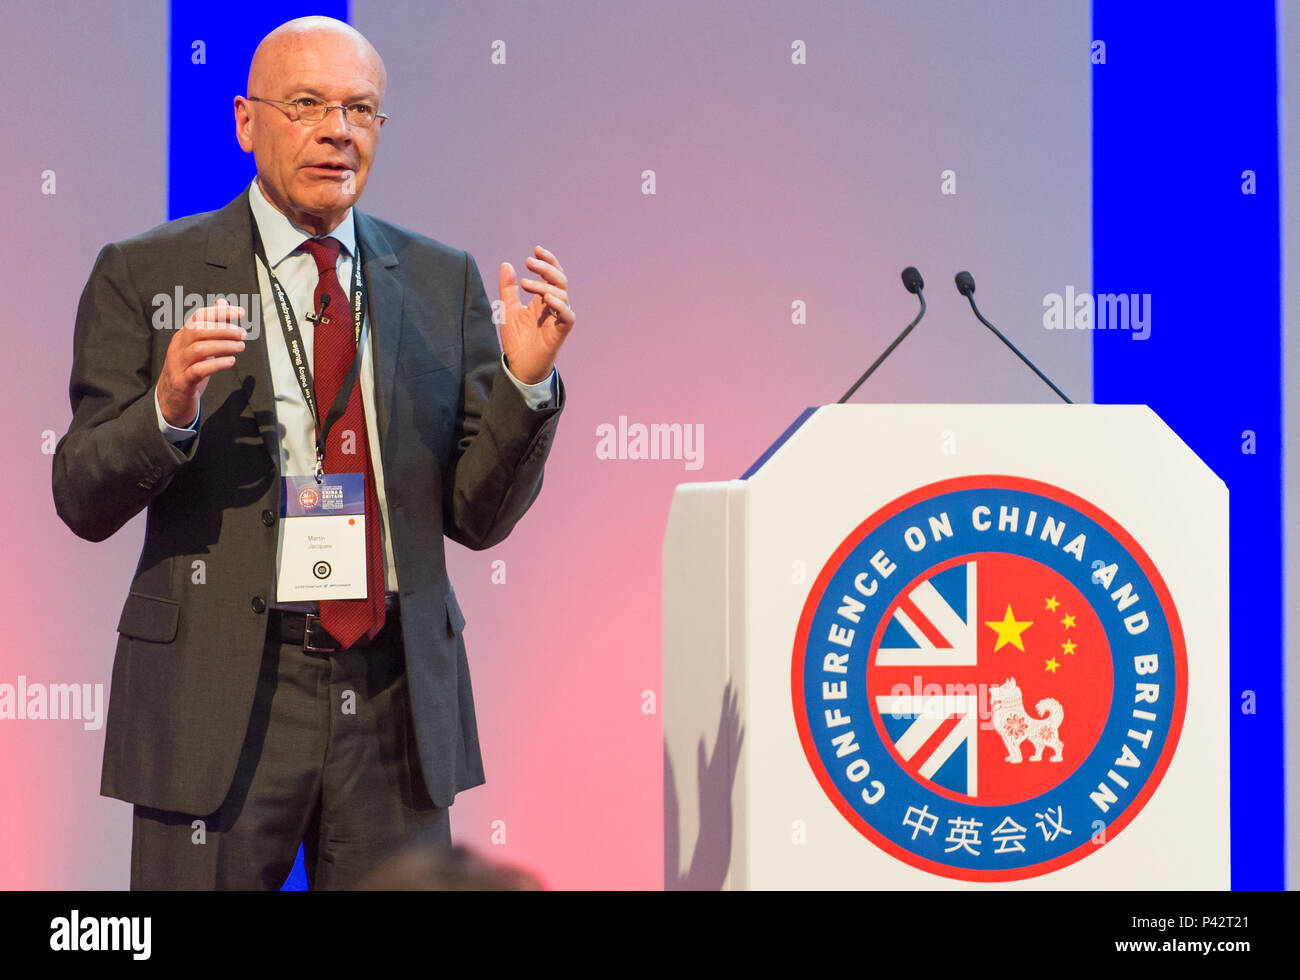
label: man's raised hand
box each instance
[156,297,246,427]
[498,245,575,385]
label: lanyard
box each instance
[251,216,368,482]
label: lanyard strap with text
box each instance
[251,217,368,482]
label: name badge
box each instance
[277,474,368,601]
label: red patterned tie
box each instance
[300,236,386,648]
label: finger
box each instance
[498,262,522,316]
[185,304,245,321]
[177,324,247,345]
[179,338,246,363]
[550,301,575,327]
[519,280,567,305]
[183,356,238,383]
[522,283,572,322]
[537,290,575,326]
[533,244,563,273]
[181,322,245,339]
[184,305,247,328]
[524,255,567,289]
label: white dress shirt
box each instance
[155,180,557,609]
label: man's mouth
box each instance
[303,162,354,175]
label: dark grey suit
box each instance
[53,189,563,819]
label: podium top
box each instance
[737,403,1219,488]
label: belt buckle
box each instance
[302,613,338,654]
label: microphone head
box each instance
[320,293,331,307]
[955,271,976,296]
[901,266,924,294]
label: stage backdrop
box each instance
[0,0,1285,889]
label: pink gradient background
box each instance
[1,0,1092,888]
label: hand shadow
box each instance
[664,681,745,890]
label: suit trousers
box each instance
[129,614,450,889]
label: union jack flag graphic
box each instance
[875,561,978,667]
[874,562,982,794]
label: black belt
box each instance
[268,606,402,653]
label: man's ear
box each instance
[234,97,254,153]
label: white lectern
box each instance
[663,405,1228,889]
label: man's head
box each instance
[235,17,387,235]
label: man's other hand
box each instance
[156,298,247,427]
[498,245,574,385]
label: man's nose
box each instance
[316,105,353,140]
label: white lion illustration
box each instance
[989,677,1064,764]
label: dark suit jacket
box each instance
[52,189,563,815]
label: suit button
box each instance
[261,509,275,526]
[250,596,266,614]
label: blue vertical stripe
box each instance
[169,1,350,221]
[1093,2,1284,887]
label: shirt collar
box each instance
[247,178,357,269]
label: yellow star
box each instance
[1060,613,1076,630]
[1061,639,1077,655]
[985,605,1033,652]
[1045,657,1061,673]
[1044,595,1060,612]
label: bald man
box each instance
[53,17,571,889]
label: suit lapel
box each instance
[355,211,404,460]
[200,190,281,466]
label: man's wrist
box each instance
[501,355,557,411]
[155,386,200,442]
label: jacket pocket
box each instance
[116,592,181,643]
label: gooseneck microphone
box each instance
[837,267,928,403]
[954,271,1072,404]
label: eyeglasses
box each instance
[247,95,389,128]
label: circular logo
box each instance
[298,487,321,510]
[792,476,1187,881]
[312,561,332,580]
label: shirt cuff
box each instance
[501,355,557,411]
[155,386,200,444]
